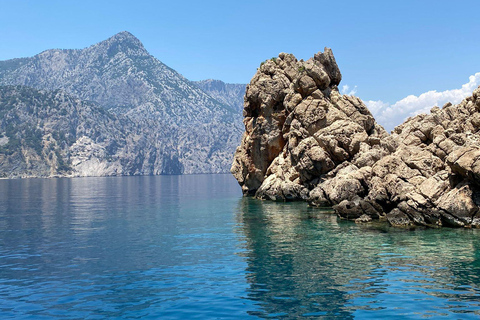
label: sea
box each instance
[0,174,479,319]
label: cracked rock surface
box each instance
[232,49,480,228]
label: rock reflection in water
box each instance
[235,197,480,318]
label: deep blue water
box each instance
[1,174,480,319]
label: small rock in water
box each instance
[355,214,373,224]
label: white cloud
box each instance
[364,99,389,115]
[365,72,480,132]
[341,84,357,96]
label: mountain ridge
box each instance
[0,32,244,177]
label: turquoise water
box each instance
[0,174,480,319]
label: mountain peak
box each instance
[95,31,147,55]
[110,31,140,42]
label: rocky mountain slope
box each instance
[0,85,192,178]
[0,32,243,176]
[194,79,246,112]
[0,86,127,177]
[232,49,480,228]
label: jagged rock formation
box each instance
[232,49,480,228]
[363,94,480,228]
[0,32,243,176]
[194,79,246,112]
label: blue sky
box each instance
[1,0,479,128]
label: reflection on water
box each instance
[0,175,256,318]
[236,197,480,319]
[1,175,480,319]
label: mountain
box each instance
[194,79,246,112]
[0,86,127,177]
[0,85,192,178]
[0,31,243,176]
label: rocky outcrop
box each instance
[367,92,480,228]
[232,49,480,228]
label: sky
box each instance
[1,0,480,129]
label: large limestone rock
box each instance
[232,49,480,228]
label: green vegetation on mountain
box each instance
[0,32,245,178]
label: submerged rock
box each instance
[232,49,480,228]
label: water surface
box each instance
[0,175,479,319]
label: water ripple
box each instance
[1,176,480,318]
